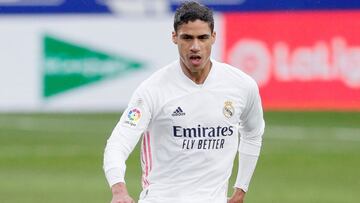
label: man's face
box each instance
[172,20,216,73]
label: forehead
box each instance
[176,19,212,35]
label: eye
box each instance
[181,35,193,40]
[198,35,210,40]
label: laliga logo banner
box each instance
[223,11,360,110]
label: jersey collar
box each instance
[176,58,217,89]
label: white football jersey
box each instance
[104,59,265,203]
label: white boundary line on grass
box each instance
[1,117,360,142]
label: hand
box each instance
[110,182,135,203]
[111,194,135,203]
[228,188,246,203]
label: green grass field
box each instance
[0,112,359,203]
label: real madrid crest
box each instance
[223,101,235,118]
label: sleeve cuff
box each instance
[105,168,125,187]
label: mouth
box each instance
[189,55,202,66]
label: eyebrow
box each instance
[179,34,211,39]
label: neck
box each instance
[180,60,212,85]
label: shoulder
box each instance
[129,61,177,111]
[135,60,177,94]
[213,60,258,90]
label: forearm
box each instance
[236,122,264,191]
[234,152,259,192]
[103,122,144,186]
[105,134,138,203]
[234,137,262,192]
[103,139,129,186]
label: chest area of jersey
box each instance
[154,91,243,150]
[159,91,242,125]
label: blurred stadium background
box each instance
[0,0,359,202]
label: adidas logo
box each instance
[172,107,186,116]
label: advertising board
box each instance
[0,15,223,111]
[223,11,360,110]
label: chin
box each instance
[190,66,205,73]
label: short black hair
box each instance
[173,1,214,33]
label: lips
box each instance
[189,55,202,66]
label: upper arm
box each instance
[106,86,153,158]
[238,80,265,144]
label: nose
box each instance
[190,39,200,52]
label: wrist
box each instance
[111,182,129,196]
[231,187,246,200]
[234,187,246,194]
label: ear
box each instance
[211,31,216,45]
[172,31,178,44]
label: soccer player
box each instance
[103,1,265,203]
